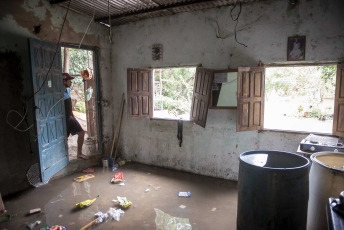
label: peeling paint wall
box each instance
[111,0,344,180]
[0,0,112,196]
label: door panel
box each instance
[127,68,153,119]
[29,38,68,182]
[237,67,265,132]
[190,67,213,128]
[333,64,344,137]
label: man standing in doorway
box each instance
[63,73,88,160]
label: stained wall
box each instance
[0,0,112,196]
[0,0,343,196]
[111,0,344,180]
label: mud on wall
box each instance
[0,0,111,196]
[111,0,344,180]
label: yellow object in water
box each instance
[117,196,132,209]
[76,195,99,208]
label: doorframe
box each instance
[59,43,103,154]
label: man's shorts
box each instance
[66,116,83,137]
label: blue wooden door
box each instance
[29,38,68,182]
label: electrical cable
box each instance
[78,0,96,49]
[28,0,72,102]
[6,0,72,133]
[230,2,247,47]
[108,0,112,43]
[6,104,33,132]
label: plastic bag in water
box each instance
[154,208,192,230]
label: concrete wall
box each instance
[0,0,112,196]
[0,0,343,196]
[111,0,344,180]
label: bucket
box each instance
[237,150,311,230]
[307,152,344,230]
[83,137,98,156]
[102,159,108,168]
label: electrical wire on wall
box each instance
[6,104,33,132]
[230,2,247,47]
[108,0,112,43]
[6,0,72,133]
[78,0,96,49]
[29,0,71,101]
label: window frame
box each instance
[236,63,344,138]
[127,66,213,128]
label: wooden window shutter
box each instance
[333,64,344,137]
[127,68,153,119]
[237,67,265,132]
[190,67,213,128]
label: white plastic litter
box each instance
[27,220,41,230]
[95,208,125,223]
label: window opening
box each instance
[153,67,196,120]
[264,65,337,133]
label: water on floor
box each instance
[0,162,238,229]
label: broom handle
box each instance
[113,98,125,160]
[110,93,124,157]
[80,218,98,230]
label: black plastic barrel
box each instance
[237,150,311,230]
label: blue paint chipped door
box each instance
[29,38,68,182]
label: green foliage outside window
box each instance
[265,66,336,119]
[154,68,196,116]
[266,66,336,99]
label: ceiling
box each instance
[50,0,261,26]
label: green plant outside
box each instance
[154,68,196,116]
[62,47,93,114]
[75,101,86,113]
[266,66,336,119]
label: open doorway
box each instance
[61,47,99,161]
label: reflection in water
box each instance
[241,154,268,167]
[84,181,91,198]
[45,181,96,226]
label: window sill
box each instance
[150,117,191,122]
[259,128,332,136]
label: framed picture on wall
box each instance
[287,36,306,61]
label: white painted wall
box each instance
[110,0,344,180]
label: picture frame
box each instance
[152,44,163,61]
[287,36,306,61]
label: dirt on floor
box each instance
[0,162,238,230]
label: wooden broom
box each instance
[110,93,124,158]
[113,97,125,161]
